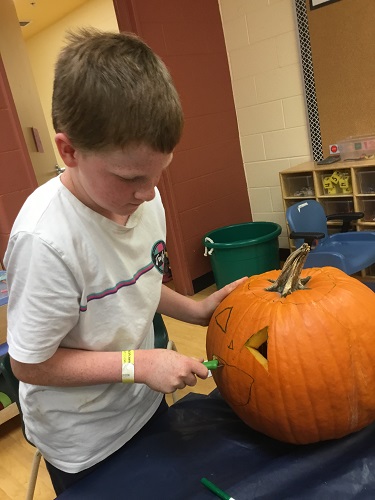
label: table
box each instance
[58,390,375,500]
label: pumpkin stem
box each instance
[266,243,311,298]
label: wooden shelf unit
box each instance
[280,159,375,278]
[0,402,18,425]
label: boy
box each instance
[4,29,244,494]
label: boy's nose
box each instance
[135,186,156,202]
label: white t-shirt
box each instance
[4,177,166,473]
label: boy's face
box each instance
[58,138,173,222]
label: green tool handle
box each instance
[203,359,219,370]
[201,477,235,500]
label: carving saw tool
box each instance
[203,359,224,370]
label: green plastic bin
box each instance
[203,222,282,289]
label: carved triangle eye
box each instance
[214,307,232,333]
[244,326,268,371]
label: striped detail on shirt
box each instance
[79,262,155,312]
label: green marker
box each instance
[201,477,236,500]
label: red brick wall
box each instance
[114,0,251,293]
[0,56,37,265]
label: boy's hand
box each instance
[134,349,208,393]
[197,276,248,326]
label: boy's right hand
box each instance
[134,349,209,393]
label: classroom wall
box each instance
[0,0,56,260]
[0,0,57,186]
[25,0,312,250]
[25,0,118,162]
[113,0,251,293]
[218,0,312,248]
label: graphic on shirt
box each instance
[151,240,167,274]
[79,240,167,312]
[80,262,155,312]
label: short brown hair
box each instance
[52,28,183,153]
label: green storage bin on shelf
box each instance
[203,222,282,289]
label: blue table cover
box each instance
[57,390,375,500]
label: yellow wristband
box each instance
[121,350,135,383]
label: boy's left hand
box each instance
[198,276,248,326]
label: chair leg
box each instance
[25,449,42,500]
[167,340,178,352]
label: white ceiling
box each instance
[13,0,90,39]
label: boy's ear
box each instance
[55,133,78,167]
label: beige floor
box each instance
[0,283,217,500]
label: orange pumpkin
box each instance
[206,244,375,444]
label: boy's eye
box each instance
[119,176,139,183]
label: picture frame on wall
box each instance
[310,0,341,9]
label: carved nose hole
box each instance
[244,326,268,371]
[258,340,268,359]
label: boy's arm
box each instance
[10,279,247,391]
[10,346,208,392]
[157,277,248,326]
[11,348,122,386]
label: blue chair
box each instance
[286,199,375,274]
